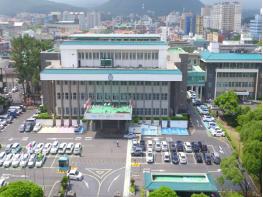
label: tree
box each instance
[191,193,209,197]
[11,35,53,98]
[0,180,43,197]
[224,192,244,197]
[149,186,178,197]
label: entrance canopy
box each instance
[84,104,132,120]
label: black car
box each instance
[193,100,202,106]
[194,152,203,163]
[211,152,221,165]
[139,140,146,151]
[131,146,143,157]
[169,142,177,152]
[203,153,212,165]
[191,142,200,153]
[176,141,184,152]
[197,141,202,149]
[171,152,179,164]
[201,144,208,152]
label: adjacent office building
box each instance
[249,13,262,41]
[40,34,187,128]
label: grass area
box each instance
[216,118,243,159]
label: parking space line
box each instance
[208,145,215,152]
[107,174,120,192]
[50,155,57,168]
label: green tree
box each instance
[191,193,209,197]
[11,35,53,98]
[223,192,244,197]
[149,186,178,197]
[0,180,43,197]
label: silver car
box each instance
[20,153,30,168]
[0,152,6,166]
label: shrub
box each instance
[61,176,69,190]
[36,112,51,119]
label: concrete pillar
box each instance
[69,81,72,127]
[117,120,120,129]
[77,81,80,125]
[200,86,203,101]
[60,81,64,126]
[100,120,103,130]
[191,86,193,91]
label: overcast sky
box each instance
[51,0,262,9]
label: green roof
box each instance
[41,68,181,75]
[86,104,131,114]
[168,47,187,54]
[62,41,166,46]
[201,51,262,62]
[144,172,218,192]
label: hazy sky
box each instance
[51,0,262,9]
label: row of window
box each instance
[57,107,85,115]
[57,92,168,101]
[217,72,256,78]
[216,82,255,88]
[133,108,168,116]
[78,51,159,60]
[215,63,259,69]
[56,81,168,86]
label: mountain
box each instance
[0,0,82,16]
[97,0,204,16]
[201,0,261,10]
[51,0,108,8]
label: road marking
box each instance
[22,137,28,141]
[47,137,73,140]
[208,169,221,173]
[107,174,120,192]
[208,145,216,153]
[50,154,57,168]
[83,180,89,189]
[123,140,132,197]
[8,138,13,141]
[75,137,82,141]
[85,137,93,141]
[48,180,60,197]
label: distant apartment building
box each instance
[166,11,181,26]
[0,40,10,57]
[200,52,262,100]
[201,1,241,33]
[249,13,262,40]
[195,16,204,35]
[79,12,101,31]
[180,13,196,35]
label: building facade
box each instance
[249,14,262,41]
[200,52,262,101]
[40,34,187,127]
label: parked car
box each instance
[163,152,170,162]
[35,143,44,154]
[191,142,200,153]
[161,141,169,152]
[208,122,217,129]
[33,123,42,132]
[5,144,12,154]
[3,154,13,167]
[171,152,179,164]
[123,132,136,139]
[184,142,192,153]
[131,146,143,157]
[11,143,22,154]
[202,115,215,122]
[50,141,59,154]
[0,152,6,166]
[73,143,82,155]
[194,153,203,163]
[178,152,187,164]
[146,150,154,163]
[147,140,153,149]
[203,153,212,165]
[0,119,7,126]
[0,114,13,124]
[155,141,161,152]
[67,169,83,181]
[176,141,184,152]
[169,142,177,152]
[36,154,46,167]
[131,139,137,147]
[42,143,52,155]
[19,123,26,133]
[28,154,37,168]
[210,128,225,137]
[58,143,67,154]
[0,179,7,187]
[65,143,74,154]
[25,123,34,132]
[139,140,146,151]
[12,153,22,168]
[201,144,208,152]
[26,141,37,154]
[20,153,30,168]
[211,152,221,165]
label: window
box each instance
[161,94,168,100]
[145,82,151,86]
[137,52,143,60]
[58,107,61,115]
[72,81,76,85]
[80,81,85,85]
[64,81,68,85]
[73,108,78,115]
[56,81,60,85]
[164,109,167,115]
[65,93,69,100]
[81,108,85,114]
[65,108,69,115]
[57,93,61,100]
[162,82,168,86]
[81,93,85,100]
[73,93,77,100]
[156,108,159,115]
[89,93,94,99]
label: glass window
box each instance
[58,107,61,115]
[65,107,69,115]
[73,93,77,100]
[57,93,61,99]
[81,93,85,100]
[73,108,77,115]
[65,93,69,100]
[56,81,60,85]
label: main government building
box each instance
[40,34,187,129]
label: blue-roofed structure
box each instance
[201,51,262,63]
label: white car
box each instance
[33,123,42,132]
[58,143,67,154]
[12,153,22,168]
[184,142,192,153]
[0,124,4,130]
[35,143,44,154]
[211,128,225,137]
[20,153,30,168]
[67,169,83,181]
[50,141,59,154]
[0,152,6,166]
[155,141,161,152]
[11,143,22,154]
[146,150,154,163]
[35,154,46,168]
[0,179,7,187]
[202,115,215,122]
[147,140,153,149]
[42,143,52,155]
[161,141,169,152]
[178,152,187,164]
[163,151,170,162]
[28,154,37,168]
[73,143,82,155]
[0,119,7,126]
[65,143,74,154]
[3,154,13,168]
[131,139,137,147]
